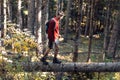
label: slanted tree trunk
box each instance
[27,0,35,34]
[21,62,120,72]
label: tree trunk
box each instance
[56,0,61,16]
[0,0,3,38]
[17,0,22,29]
[41,0,49,42]
[2,0,7,38]
[107,12,120,58]
[27,0,35,34]
[36,0,43,54]
[41,0,49,54]
[21,62,120,72]
[103,1,110,56]
[7,0,13,22]
[87,0,94,62]
[64,0,72,42]
[73,0,83,62]
[84,4,90,37]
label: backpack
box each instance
[45,18,55,34]
[45,21,49,34]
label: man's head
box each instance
[56,11,64,20]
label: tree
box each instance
[104,0,120,58]
[103,0,110,56]
[2,0,7,38]
[21,62,120,72]
[17,0,22,29]
[73,0,83,62]
[64,0,72,42]
[107,11,120,58]
[41,0,49,42]
[7,0,13,22]
[27,0,35,34]
[36,0,43,54]
[84,1,90,37]
[41,0,49,54]
[87,0,94,62]
[0,0,3,38]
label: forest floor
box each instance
[45,34,120,63]
[1,33,120,63]
[0,33,120,80]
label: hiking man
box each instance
[40,11,64,64]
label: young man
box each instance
[40,11,64,64]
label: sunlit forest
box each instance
[0,0,120,80]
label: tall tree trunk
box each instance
[42,0,49,54]
[0,0,3,38]
[107,12,120,58]
[103,1,110,57]
[17,0,22,29]
[41,0,49,41]
[73,0,83,62]
[7,0,13,22]
[87,0,94,62]
[64,0,72,42]
[84,4,90,37]
[36,0,43,55]
[27,0,35,34]
[2,0,7,38]
[56,0,61,16]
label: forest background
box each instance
[0,0,120,80]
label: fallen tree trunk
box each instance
[21,62,120,72]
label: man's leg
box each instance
[54,43,59,58]
[40,40,53,64]
[43,48,51,57]
[40,48,51,65]
[53,43,61,64]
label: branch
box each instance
[21,62,120,72]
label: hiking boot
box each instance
[53,58,61,64]
[40,57,48,65]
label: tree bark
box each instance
[107,11,120,58]
[103,0,110,55]
[2,0,7,38]
[7,0,13,22]
[21,62,120,72]
[73,0,82,62]
[36,0,43,54]
[17,0,22,29]
[87,0,94,62]
[0,0,2,38]
[64,0,72,42]
[27,0,35,34]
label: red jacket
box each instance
[48,17,60,41]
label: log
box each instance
[21,62,120,72]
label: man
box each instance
[40,11,64,64]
